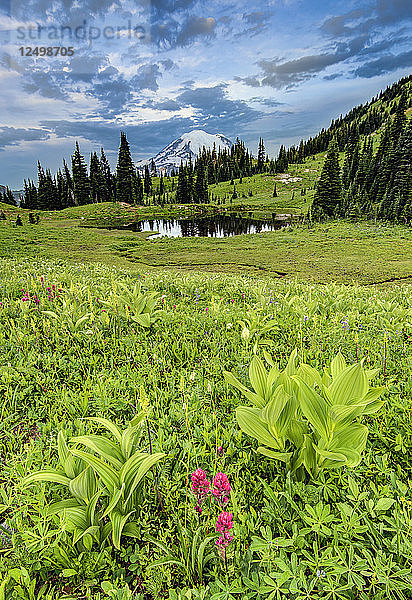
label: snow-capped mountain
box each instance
[137,130,232,174]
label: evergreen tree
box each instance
[143,165,152,196]
[100,149,112,202]
[116,132,136,204]
[257,138,265,173]
[195,162,208,203]
[90,152,105,203]
[134,170,144,205]
[176,163,188,204]
[71,142,90,205]
[311,139,342,219]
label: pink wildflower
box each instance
[212,472,231,506]
[191,468,211,513]
[215,512,233,558]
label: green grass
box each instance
[1,205,411,284]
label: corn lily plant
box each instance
[22,413,165,549]
[224,351,385,478]
[100,281,161,328]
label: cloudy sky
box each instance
[0,0,411,188]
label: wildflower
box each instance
[191,468,211,513]
[217,446,224,456]
[215,512,233,557]
[212,472,231,505]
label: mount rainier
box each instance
[137,130,232,174]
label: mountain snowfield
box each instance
[136,130,232,174]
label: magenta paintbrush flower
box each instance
[215,511,233,558]
[212,472,231,506]
[190,468,211,514]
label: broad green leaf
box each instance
[223,371,262,407]
[329,402,369,425]
[70,449,119,493]
[121,424,142,460]
[46,499,81,516]
[284,348,298,376]
[330,352,347,380]
[57,431,77,479]
[375,498,395,511]
[257,447,293,462]
[22,470,71,487]
[122,522,140,538]
[73,525,100,546]
[249,356,268,401]
[329,362,369,406]
[123,452,165,505]
[60,506,88,531]
[236,407,281,449]
[101,484,124,519]
[85,417,122,444]
[296,364,323,389]
[301,434,317,477]
[69,467,97,503]
[131,313,151,327]
[261,385,289,430]
[294,377,330,441]
[70,435,123,469]
[110,509,134,549]
[312,444,347,464]
[287,418,307,448]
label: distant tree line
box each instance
[18,131,291,209]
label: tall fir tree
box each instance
[143,165,152,196]
[311,138,342,219]
[100,148,113,202]
[116,132,136,204]
[71,142,90,205]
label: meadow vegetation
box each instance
[0,258,411,599]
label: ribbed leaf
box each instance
[73,525,100,546]
[131,313,151,327]
[46,499,81,516]
[284,348,298,376]
[297,364,323,389]
[236,407,281,449]
[330,424,368,458]
[57,431,77,479]
[288,419,307,448]
[70,435,123,469]
[249,356,268,400]
[101,484,125,519]
[60,506,88,532]
[110,509,134,549]
[85,417,122,443]
[329,362,369,406]
[223,371,262,407]
[122,522,141,538]
[257,447,293,462]
[123,452,165,505]
[261,385,289,431]
[330,352,347,380]
[121,425,141,460]
[70,449,119,493]
[69,467,97,504]
[23,470,71,487]
[294,377,330,441]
